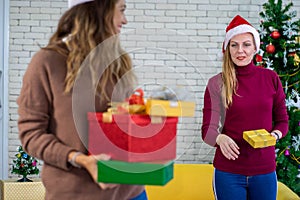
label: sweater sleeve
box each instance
[272,74,289,137]
[17,51,74,170]
[201,74,225,147]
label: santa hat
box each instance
[68,0,93,8]
[223,15,260,53]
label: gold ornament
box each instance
[296,35,300,43]
[294,54,300,66]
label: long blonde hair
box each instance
[221,46,238,109]
[44,0,135,102]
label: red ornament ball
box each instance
[271,30,281,39]
[255,54,263,62]
[266,44,275,54]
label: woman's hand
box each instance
[69,152,119,190]
[216,134,240,160]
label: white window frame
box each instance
[0,0,9,179]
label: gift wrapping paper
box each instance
[0,179,45,200]
[97,160,174,185]
[145,99,195,117]
[243,129,276,148]
[88,112,178,162]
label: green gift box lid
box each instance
[97,160,174,185]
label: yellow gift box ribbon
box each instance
[102,103,146,123]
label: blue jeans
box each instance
[130,190,148,200]
[213,169,277,200]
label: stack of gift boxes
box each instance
[87,88,195,186]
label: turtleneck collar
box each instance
[235,61,256,76]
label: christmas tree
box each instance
[11,146,39,182]
[256,0,300,195]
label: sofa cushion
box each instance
[146,164,299,200]
[146,164,215,200]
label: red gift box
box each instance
[87,112,178,162]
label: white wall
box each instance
[6,0,300,177]
[0,0,10,180]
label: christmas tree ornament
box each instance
[286,89,300,110]
[265,58,274,70]
[296,36,300,44]
[291,135,300,151]
[283,20,298,39]
[259,26,268,38]
[266,43,275,54]
[285,81,288,94]
[269,26,275,32]
[283,50,287,67]
[284,148,290,156]
[294,54,300,66]
[288,52,296,57]
[255,54,263,63]
[255,49,264,66]
[271,30,281,39]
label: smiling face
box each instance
[113,0,128,33]
[229,32,256,67]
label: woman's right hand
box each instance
[70,152,119,190]
[216,134,240,160]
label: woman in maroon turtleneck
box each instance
[201,15,288,200]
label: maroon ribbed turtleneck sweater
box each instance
[201,61,288,176]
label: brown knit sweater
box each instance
[17,49,144,200]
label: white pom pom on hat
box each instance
[68,0,93,8]
[223,15,260,54]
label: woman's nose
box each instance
[237,45,243,52]
[122,16,128,25]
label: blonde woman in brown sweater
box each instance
[17,0,146,199]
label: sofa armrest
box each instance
[277,181,299,200]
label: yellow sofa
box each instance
[1,164,298,199]
[146,164,299,200]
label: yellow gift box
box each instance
[145,99,195,117]
[243,129,276,148]
[0,179,45,200]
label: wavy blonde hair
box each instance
[221,45,238,109]
[44,0,136,102]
